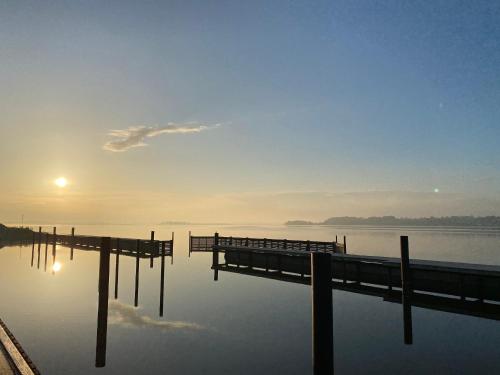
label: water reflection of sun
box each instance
[52,261,62,273]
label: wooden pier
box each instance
[189,233,346,255]
[30,227,174,259]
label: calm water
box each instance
[1,224,499,374]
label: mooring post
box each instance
[343,236,347,254]
[134,239,140,307]
[70,227,75,260]
[400,236,413,345]
[150,231,155,268]
[114,238,120,299]
[160,241,166,317]
[311,252,334,375]
[95,237,111,368]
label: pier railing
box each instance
[189,233,346,254]
[31,228,174,259]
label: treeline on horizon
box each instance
[286,216,500,227]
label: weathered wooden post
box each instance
[160,241,166,317]
[134,239,140,307]
[213,232,219,281]
[114,238,120,299]
[150,231,155,268]
[70,227,75,260]
[343,236,347,254]
[311,252,334,375]
[400,236,413,345]
[95,237,111,368]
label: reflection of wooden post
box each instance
[400,236,413,345]
[134,240,140,307]
[150,231,155,268]
[44,241,48,272]
[70,227,75,260]
[160,241,166,317]
[95,237,111,368]
[212,249,219,282]
[31,232,35,267]
[311,252,333,375]
[114,239,120,299]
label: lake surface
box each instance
[0,224,499,374]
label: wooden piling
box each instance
[400,236,413,345]
[134,240,140,307]
[95,237,111,367]
[343,236,347,254]
[150,231,155,268]
[31,232,35,267]
[213,249,219,282]
[114,239,120,299]
[311,252,334,375]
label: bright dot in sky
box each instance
[434,188,440,193]
[54,177,68,188]
[52,261,62,273]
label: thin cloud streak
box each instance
[108,300,204,331]
[103,122,220,152]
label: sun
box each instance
[54,177,68,188]
[52,261,62,273]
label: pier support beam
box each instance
[114,239,120,299]
[150,231,155,268]
[70,227,75,260]
[311,252,334,375]
[96,237,111,368]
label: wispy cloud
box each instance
[103,122,220,152]
[108,300,204,331]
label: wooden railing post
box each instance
[400,236,412,345]
[311,252,334,375]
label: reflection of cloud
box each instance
[103,122,220,152]
[108,300,204,331]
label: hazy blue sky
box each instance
[1,1,499,223]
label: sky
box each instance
[1,0,500,224]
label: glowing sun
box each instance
[54,177,68,188]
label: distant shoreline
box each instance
[286,216,500,228]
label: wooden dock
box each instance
[0,319,40,375]
[189,233,346,255]
[30,227,174,259]
[215,245,500,303]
